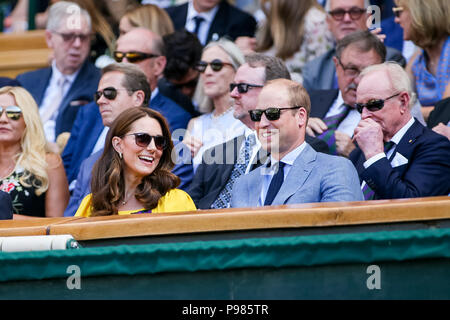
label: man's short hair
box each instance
[245,53,291,83]
[265,79,311,118]
[360,62,416,109]
[335,30,386,62]
[46,1,91,32]
[162,30,203,80]
[325,0,370,12]
[101,63,151,107]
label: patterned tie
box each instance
[193,16,205,36]
[264,161,286,206]
[316,104,351,155]
[361,141,396,200]
[210,133,256,209]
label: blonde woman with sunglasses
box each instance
[0,86,69,218]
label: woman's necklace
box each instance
[121,191,134,206]
[212,107,232,119]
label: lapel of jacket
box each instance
[272,144,316,205]
[36,67,53,106]
[389,119,423,173]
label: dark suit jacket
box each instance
[62,91,191,185]
[0,190,13,220]
[166,0,257,43]
[188,134,329,209]
[16,60,100,137]
[350,120,450,199]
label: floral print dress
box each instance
[0,166,46,217]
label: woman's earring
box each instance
[118,152,122,159]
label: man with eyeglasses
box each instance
[302,0,405,92]
[230,78,363,208]
[349,62,450,200]
[188,53,329,209]
[16,1,100,146]
[114,27,192,135]
[62,63,193,216]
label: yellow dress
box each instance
[75,189,196,217]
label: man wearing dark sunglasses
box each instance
[230,79,363,208]
[302,0,405,93]
[115,28,192,135]
[350,62,450,200]
[188,54,329,209]
[16,2,100,144]
[62,63,193,216]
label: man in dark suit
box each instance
[166,0,257,45]
[302,0,405,92]
[16,2,100,144]
[188,54,329,209]
[350,62,450,200]
[0,191,13,220]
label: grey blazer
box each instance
[231,143,363,208]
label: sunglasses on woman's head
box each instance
[0,106,22,120]
[194,59,233,73]
[126,133,168,151]
[94,87,129,102]
[230,83,264,94]
[113,51,160,63]
[355,93,401,113]
[249,106,302,122]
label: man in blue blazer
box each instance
[231,79,363,208]
[16,2,100,142]
[166,0,257,45]
[350,62,450,200]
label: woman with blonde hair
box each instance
[183,38,247,172]
[394,0,450,120]
[119,4,175,37]
[0,86,69,218]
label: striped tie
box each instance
[316,104,351,155]
[210,134,256,209]
[362,141,396,200]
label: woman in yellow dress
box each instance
[75,107,196,217]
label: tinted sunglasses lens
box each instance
[350,8,364,19]
[154,136,167,150]
[135,133,152,148]
[113,52,124,62]
[367,100,384,111]
[195,62,207,72]
[249,110,263,122]
[125,53,144,63]
[265,108,281,121]
[330,10,345,20]
[237,84,248,94]
[1,106,22,120]
[210,61,224,71]
[95,88,117,101]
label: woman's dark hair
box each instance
[90,107,180,216]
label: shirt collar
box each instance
[268,141,307,169]
[187,0,219,23]
[389,117,415,145]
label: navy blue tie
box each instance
[264,162,286,206]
